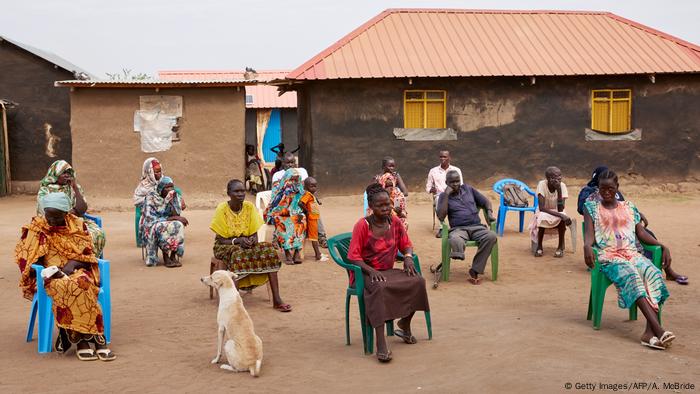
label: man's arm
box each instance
[426,170,435,194]
[473,188,495,223]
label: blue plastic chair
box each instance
[492,179,538,236]
[362,192,368,216]
[26,259,112,353]
[83,213,104,259]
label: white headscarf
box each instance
[133,157,161,206]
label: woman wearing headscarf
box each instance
[577,166,688,285]
[36,160,106,257]
[265,168,306,265]
[16,192,116,361]
[133,157,162,207]
[140,176,188,267]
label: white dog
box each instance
[201,270,263,377]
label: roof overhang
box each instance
[54,79,257,88]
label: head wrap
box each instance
[133,157,161,205]
[40,160,74,187]
[158,176,174,193]
[39,192,72,213]
[587,166,609,188]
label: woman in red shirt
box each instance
[348,183,430,362]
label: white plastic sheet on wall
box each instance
[134,110,178,152]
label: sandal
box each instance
[394,329,417,344]
[659,331,676,346]
[534,249,543,257]
[467,269,481,285]
[273,303,292,312]
[377,350,393,363]
[671,275,689,285]
[641,336,666,350]
[96,348,117,362]
[283,260,295,266]
[553,249,564,258]
[76,347,98,361]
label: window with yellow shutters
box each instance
[404,90,446,128]
[591,89,631,133]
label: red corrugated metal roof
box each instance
[157,70,296,108]
[288,9,700,80]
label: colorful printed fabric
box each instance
[210,201,262,239]
[133,157,161,206]
[36,160,106,257]
[370,173,408,231]
[213,242,282,290]
[141,186,184,266]
[584,200,669,310]
[266,169,306,250]
[14,214,104,336]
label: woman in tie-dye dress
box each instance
[583,169,675,350]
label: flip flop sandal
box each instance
[96,348,117,362]
[76,348,98,361]
[283,260,295,266]
[318,254,329,262]
[534,249,543,257]
[274,303,292,312]
[553,249,564,258]
[641,336,665,350]
[377,350,393,363]
[659,331,676,346]
[467,276,482,285]
[394,329,417,344]
[674,276,689,285]
[293,260,303,265]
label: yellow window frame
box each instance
[403,90,447,129]
[591,89,632,134]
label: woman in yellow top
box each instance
[210,179,291,312]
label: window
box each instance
[404,90,446,128]
[245,94,254,105]
[591,89,631,133]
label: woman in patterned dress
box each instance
[266,168,306,265]
[140,176,188,267]
[583,169,675,350]
[16,192,115,361]
[210,179,291,312]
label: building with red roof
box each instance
[284,9,700,193]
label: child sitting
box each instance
[529,166,572,257]
[300,177,328,261]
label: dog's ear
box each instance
[227,271,239,280]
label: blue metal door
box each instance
[262,109,282,163]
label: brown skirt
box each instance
[363,269,430,328]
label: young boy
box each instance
[300,177,328,261]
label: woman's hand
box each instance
[241,236,256,249]
[661,246,672,269]
[368,268,386,283]
[583,245,595,269]
[62,260,87,275]
[560,213,572,226]
[169,216,189,226]
[403,256,417,276]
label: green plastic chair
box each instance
[327,232,432,355]
[438,208,499,283]
[582,222,663,329]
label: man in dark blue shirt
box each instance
[437,170,497,284]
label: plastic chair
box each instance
[362,191,368,216]
[255,191,273,242]
[582,222,662,329]
[492,179,537,236]
[435,208,499,286]
[26,259,112,353]
[83,213,104,258]
[328,233,432,355]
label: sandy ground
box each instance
[1,191,699,394]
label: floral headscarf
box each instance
[133,157,161,206]
[36,160,82,215]
[266,169,305,219]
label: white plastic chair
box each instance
[255,191,273,242]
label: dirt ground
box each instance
[1,190,699,394]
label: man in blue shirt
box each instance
[437,170,497,284]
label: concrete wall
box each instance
[69,87,246,199]
[0,40,74,182]
[298,75,700,194]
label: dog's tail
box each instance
[250,359,262,377]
